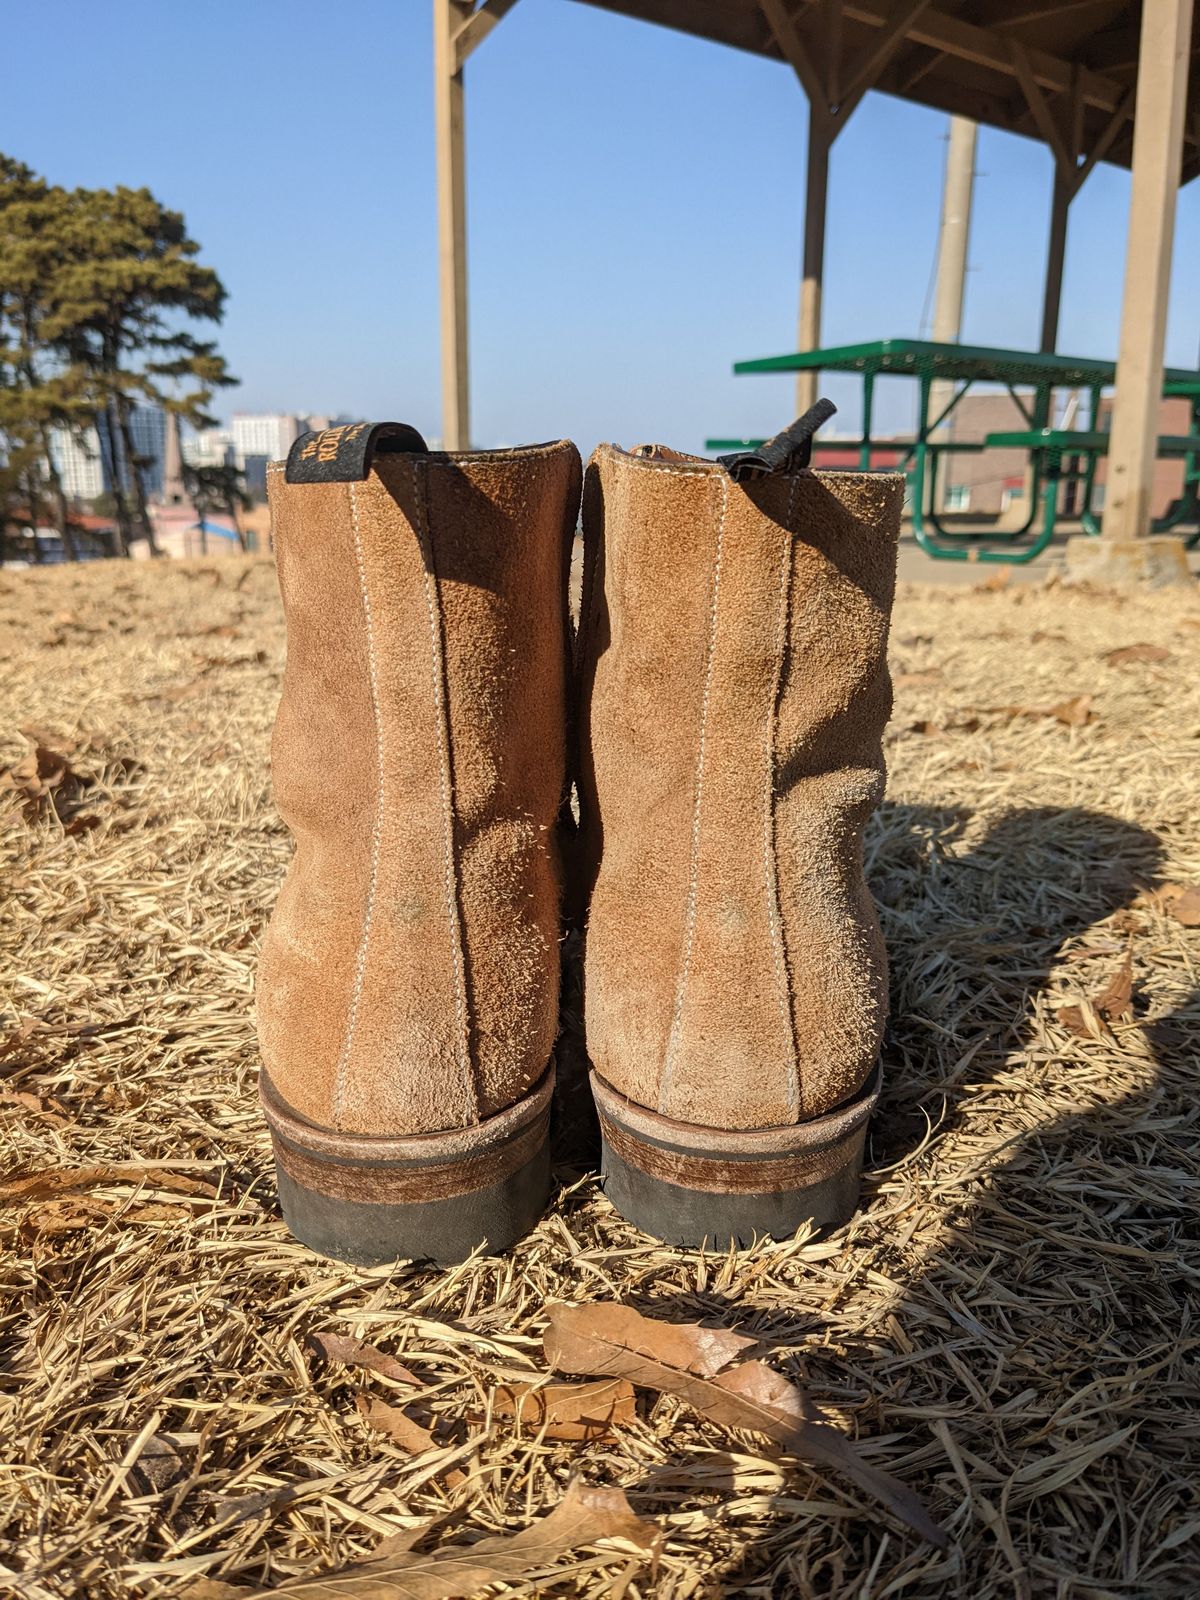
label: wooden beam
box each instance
[434,0,472,449]
[842,2,1129,115]
[1102,0,1195,541]
[893,42,944,94]
[1075,84,1136,186]
[1008,38,1072,171]
[995,0,1110,27]
[453,0,520,68]
[759,0,827,108]
[838,0,934,119]
[823,0,843,107]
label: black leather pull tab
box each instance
[285,420,428,484]
[718,398,837,481]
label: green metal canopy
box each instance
[731,338,1200,389]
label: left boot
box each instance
[257,423,581,1264]
[575,413,903,1248]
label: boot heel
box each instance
[591,1067,879,1250]
[261,1068,554,1266]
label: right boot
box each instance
[576,414,902,1249]
[257,422,581,1265]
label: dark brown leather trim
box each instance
[596,1106,867,1196]
[270,1111,548,1206]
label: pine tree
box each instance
[47,184,237,557]
[0,157,94,560]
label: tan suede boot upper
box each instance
[578,450,902,1138]
[259,440,581,1145]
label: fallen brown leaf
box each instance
[0,1084,70,1124]
[1102,643,1171,666]
[309,1331,420,1388]
[227,1479,658,1599]
[1050,694,1093,727]
[989,696,1094,727]
[356,1395,467,1488]
[491,1377,636,1440]
[1168,887,1200,927]
[1057,998,1110,1041]
[544,1302,946,1547]
[1093,953,1133,1022]
[0,1163,217,1205]
[893,669,943,688]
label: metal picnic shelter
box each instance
[432,1,1200,557]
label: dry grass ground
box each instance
[1,555,1198,1600]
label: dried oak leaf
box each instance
[1057,953,1133,1040]
[893,669,943,689]
[1050,694,1094,727]
[356,1395,467,1488]
[225,1479,658,1599]
[544,1302,946,1548]
[1168,887,1200,927]
[1093,954,1134,1022]
[992,696,1095,727]
[308,1331,420,1387]
[0,1164,216,1205]
[1103,643,1171,667]
[0,740,88,819]
[490,1377,636,1441]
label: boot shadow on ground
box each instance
[556,802,1196,1594]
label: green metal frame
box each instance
[717,339,1200,561]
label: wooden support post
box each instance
[761,0,929,414]
[1040,167,1072,353]
[797,105,831,413]
[1101,0,1194,541]
[434,0,471,450]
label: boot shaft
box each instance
[259,438,581,1140]
[578,447,902,1134]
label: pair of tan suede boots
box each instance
[256,413,903,1266]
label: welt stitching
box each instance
[411,459,477,1122]
[598,447,718,481]
[331,482,384,1128]
[767,474,802,1121]
[658,472,729,1115]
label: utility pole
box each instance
[930,116,977,510]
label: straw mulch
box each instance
[1,554,1198,1600]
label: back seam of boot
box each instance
[329,479,386,1129]
[765,472,803,1123]
[409,457,478,1124]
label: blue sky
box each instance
[5,0,1198,449]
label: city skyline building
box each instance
[231,412,302,465]
[44,408,344,507]
[48,425,106,500]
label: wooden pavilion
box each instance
[433,0,1198,549]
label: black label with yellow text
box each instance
[285,420,428,483]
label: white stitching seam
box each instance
[331,481,384,1128]
[658,471,729,1114]
[410,459,476,1122]
[767,474,802,1120]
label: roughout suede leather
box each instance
[578,448,902,1132]
[258,441,581,1137]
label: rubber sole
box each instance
[591,1065,880,1249]
[260,1066,554,1266]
